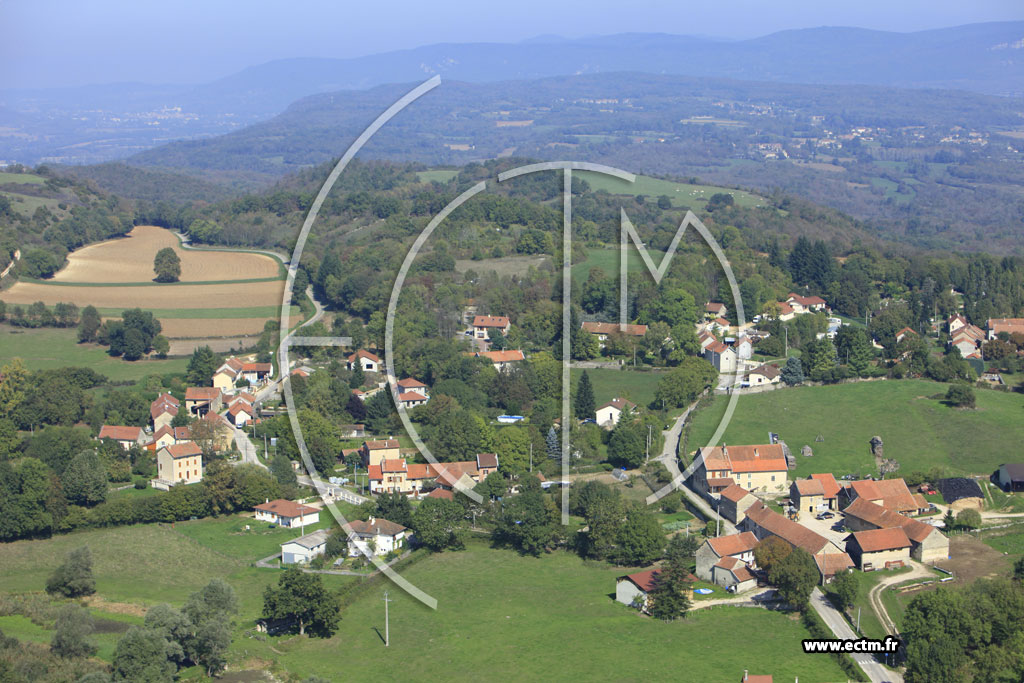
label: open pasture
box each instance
[575,170,766,209]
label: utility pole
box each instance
[383,591,393,646]
[645,425,652,464]
[784,327,788,357]
[529,442,533,473]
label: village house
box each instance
[396,390,429,409]
[184,387,224,416]
[694,444,789,494]
[809,473,841,510]
[895,327,917,344]
[705,302,727,319]
[615,568,695,611]
[840,478,928,516]
[786,293,828,314]
[774,301,796,321]
[997,463,1024,492]
[152,442,203,490]
[367,456,498,495]
[595,397,637,428]
[987,317,1024,339]
[471,315,511,340]
[212,358,245,391]
[696,532,758,585]
[396,378,429,397]
[842,497,949,563]
[790,478,826,516]
[712,556,758,593]
[254,499,321,528]
[475,453,499,479]
[227,397,256,427]
[704,340,738,374]
[709,317,731,335]
[150,393,179,431]
[698,330,717,351]
[718,484,760,525]
[360,439,401,468]
[239,362,273,385]
[194,411,236,452]
[347,349,381,373]
[97,425,147,450]
[280,529,329,565]
[950,322,985,359]
[947,314,968,335]
[733,335,753,360]
[741,501,853,582]
[150,425,178,450]
[467,349,526,371]
[580,321,648,348]
[845,528,911,570]
[745,363,780,387]
[347,517,407,557]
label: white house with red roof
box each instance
[346,517,408,557]
[467,349,526,370]
[595,397,637,429]
[581,321,648,347]
[347,349,380,373]
[471,315,511,340]
[254,499,320,528]
[98,425,147,450]
[394,377,430,409]
[988,317,1024,340]
[704,340,738,373]
[786,293,828,314]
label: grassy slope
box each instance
[572,246,666,284]
[0,324,188,381]
[0,172,46,185]
[570,367,662,409]
[576,170,766,209]
[687,379,1024,477]
[248,541,846,682]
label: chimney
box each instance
[369,516,375,525]
[743,671,748,682]
[754,449,759,458]
[265,498,269,504]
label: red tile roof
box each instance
[814,552,854,578]
[744,502,831,555]
[598,397,637,413]
[850,528,911,553]
[619,568,696,593]
[719,484,753,503]
[475,350,525,363]
[348,349,380,363]
[747,364,780,380]
[849,479,919,513]
[397,391,428,402]
[364,439,400,450]
[713,556,755,583]
[162,442,202,458]
[810,473,841,499]
[173,426,191,441]
[794,479,824,497]
[426,488,454,500]
[382,459,407,474]
[842,498,936,544]
[700,445,788,474]
[476,453,499,469]
[472,315,510,328]
[242,362,272,373]
[705,302,725,314]
[99,425,145,442]
[707,477,736,489]
[254,498,318,518]
[581,321,648,336]
[707,532,759,558]
[367,465,382,480]
[397,378,428,390]
[185,387,222,400]
[788,293,826,307]
[988,318,1024,336]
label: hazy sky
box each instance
[1,0,1021,89]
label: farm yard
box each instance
[687,379,1024,478]
[1,226,290,356]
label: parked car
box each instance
[816,512,835,520]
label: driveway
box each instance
[867,560,934,635]
[797,511,849,547]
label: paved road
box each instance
[868,560,933,635]
[810,588,904,683]
[232,425,269,470]
[647,401,736,535]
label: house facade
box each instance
[704,341,737,374]
[254,499,321,528]
[360,439,401,468]
[694,444,789,494]
[153,442,203,489]
[695,532,758,584]
[845,528,911,570]
[347,349,381,373]
[718,485,760,525]
[581,321,648,347]
[184,387,224,416]
[98,425,147,450]
[595,398,637,428]
[347,517,407,556]
[281,529,329,565]
[471,315,511,340]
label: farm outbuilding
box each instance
[936,478,984,511]
[996,464,1024,492]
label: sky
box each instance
[1,0,1022,89]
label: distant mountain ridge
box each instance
[1,21,1022,166]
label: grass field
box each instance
[0,172,46,185]
[687,379,1024,477]
[242,541,846,682]
[0,324,188,381]
[0,191,62,217]
[455,254,550,278]
[571,367,663,408]
[576,170,766,209]
[171,514,333,561]
[572,246,666,284]
[416,169,459,183]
